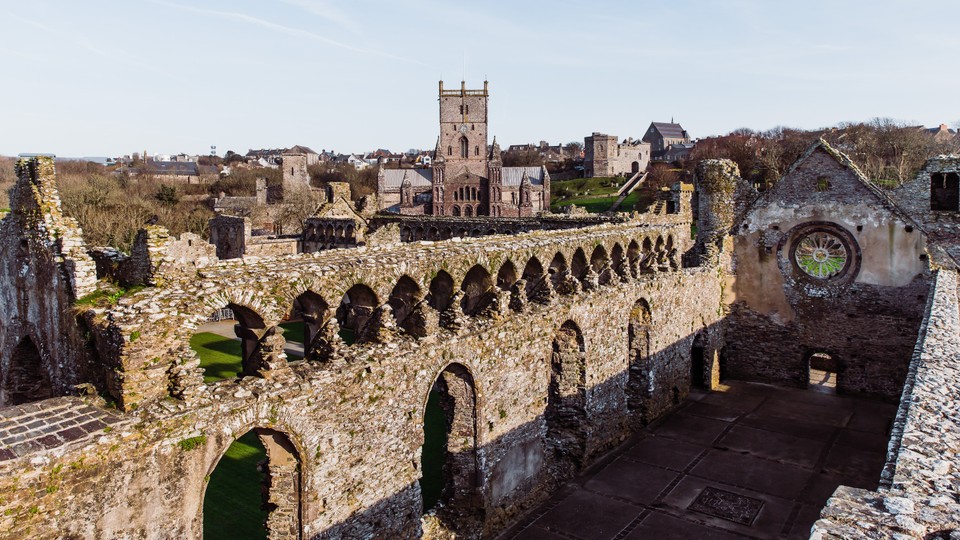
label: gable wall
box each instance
[725,148,930,399]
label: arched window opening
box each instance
[336,284,379,345]
[627,240,641,278]
[546,321,587,477]
[291,291,329,362]
[460,265,494,316]
[570,248,588,282]
[389,275,423,336]
[496,260,518,292]
[611,243,626,280]
[191,304,271,381]
[522,256,547,302]
[428,271,455,313]
[452,205,461,217]
[464,205,473,217]
[203,428,301,540]
[420,364,481,534]
[2,336,51,405]
[548,252,570,293]
[590,245,611,285]
[447,146,452,156]
[460,137,469,159]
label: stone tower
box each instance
[437,80,489,177]
[584,133,618,177]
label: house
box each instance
[643,122,691,160]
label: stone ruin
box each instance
[0,145,959,539]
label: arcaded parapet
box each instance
[812,269,960,539]
[0,157,101,406]
[0,217,722,539]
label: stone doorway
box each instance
[545,321,588,478]
[203,428,302,540]
[420,363,482,536]
[808,352,838,394]
[691,335,706,390]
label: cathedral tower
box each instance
[437,80,489,177]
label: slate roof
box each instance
[381,169,433,188]
[284,145,318,155]
[503,166,545,186]
[144,161,199,176]
[650,122,688,139]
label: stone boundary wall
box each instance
[812,269,960,539]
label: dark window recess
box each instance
[931,172,960,211]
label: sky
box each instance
[2,0,959,158]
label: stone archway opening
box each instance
[203,428,302,540]
[460,264,495,316]
[389,275,425,336]
[546,321,588,478]
[420,364,482,534]
[2,336,51,405]
[808,351,838,394]
[192,304,273,381]
[291,291,328,362]
[336,285,379,345]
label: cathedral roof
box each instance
[503,166,545,186]
[381,169,432,188]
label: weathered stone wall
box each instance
[893,154,960,267]
[812,269,960,539]
[725,143,930,400]
[0,221,721,539]
[0,157,100,406]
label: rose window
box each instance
[794,231,848,279]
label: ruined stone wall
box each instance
[892,154,960,266]
[244,237,301,258]
[209,215,250,259]
[0,157,100,406]
[812,269,960,539]
[0,252,721,540]
[725,145,930,400]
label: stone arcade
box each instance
[1,142,960,539]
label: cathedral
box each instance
[377,81,551,217]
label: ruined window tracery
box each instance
[794,231,848,279]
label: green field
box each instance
[191,332,244,382]
[203,431,269,540]
[190,330,303,382]
[550,176,650,213]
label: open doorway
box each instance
[808,352,838,394]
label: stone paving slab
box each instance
[496,381,895,540]
[0,397,125,461]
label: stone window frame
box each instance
[778,221,861,288]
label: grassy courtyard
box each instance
[203,431,269,540]
[190,328,304,382]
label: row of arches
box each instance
[302,222,357,246]
[452,186,481,202]
[196,236,681,379]
[450,205,478,217]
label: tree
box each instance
[503,148,542,167]
[564,141,584,159]
[155,184,180,206]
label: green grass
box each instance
[203,431,269,540]
[278,322,305,344]
[420,390,447,512]
[191,332,243,382]
[551,176,621,200]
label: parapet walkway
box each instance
[498,381,895,540]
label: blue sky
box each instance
[2,0,958,157]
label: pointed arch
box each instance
[548,252,568,292]
[522,256,546,300]
[429,270,455,312]
[336,284,379,345]
[590,245,611,285]
[460,264,494,316]
[388,275,422,329]
[420,363,481,533]
[292,290,329,359]
[570,247,588,281]
[496,260,518,291]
